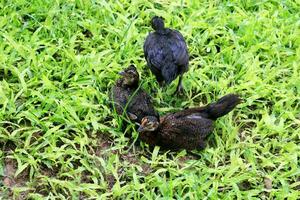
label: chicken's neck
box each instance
[155,28,171,35]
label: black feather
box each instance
[143,16,189,87]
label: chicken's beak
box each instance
[137,126,145,132]
[118,71,126,76]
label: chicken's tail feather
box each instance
[206,94,242,120]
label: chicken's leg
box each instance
[174,74,184,95]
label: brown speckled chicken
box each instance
[110,65,159,123]
[137,94,241,150]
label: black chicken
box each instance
[143,16,189,94]
[137,94,241,150]
[110,65,159,123]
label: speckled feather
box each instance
[139,94,241,150]
[111,69,159,123]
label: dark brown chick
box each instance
[137,94,241,150]
[110,65,159,123]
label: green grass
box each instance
[0,0,299,199]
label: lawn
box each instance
[0,0,299,199]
